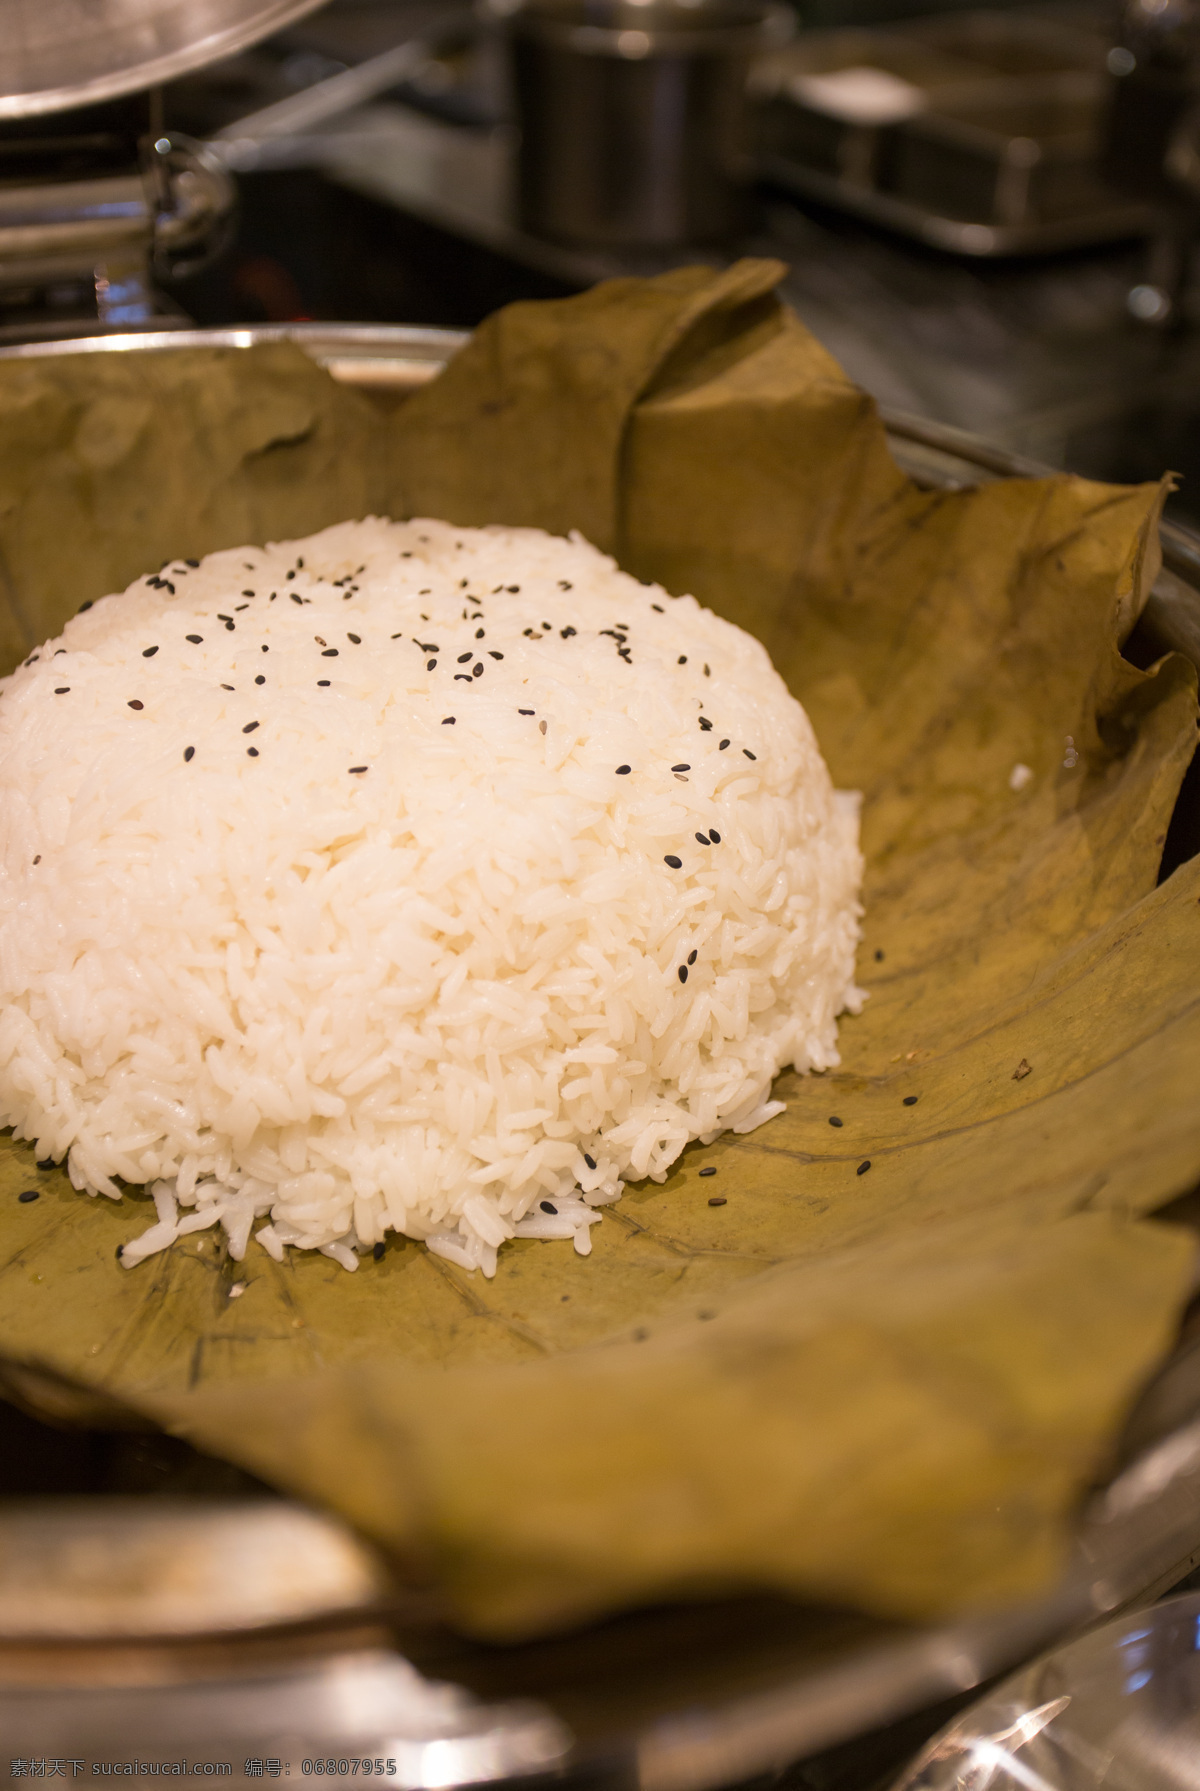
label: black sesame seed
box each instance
[262,644,269,652]
[457,652,472,664]
[142,646,158,658]
[18,1189,39,1203]
[744,750,757,760]
[79,601,94,611]
[220,685,234,692]
[709,830,721,843]
[719,739,730,750]
[903,1095,919,1106]
[128,700,144,711]
[489,651,504,660]
[185,560,199,569]
[247,747,259,757]
[348,633,361,644]
[829,1116,843,1128]
[698,718,713,731]
[672,764,690,773]
[455,674,472,682]
[442,717,455,725]
[561,627,576,639]
[255,674,265,685]
[651,603,663,612]
[36,1158,53,1171]
[225,621,235,631]
[519,709,534,716]
[539,719,548,735]
[427,660,437,671]
[708,1195,727,1207]
[322,649,338,657]
[688,950,697,965]
[540,1200,557,1214]
[704,665,710,676]
[475,628,485,639]
[317,680,331,687]
[699,1166,716,1177]
[242,590,255,598]
[290,593,303,605]
[664,855,682,869]
[242,721,258,734]
[678,655,687,665]
[695,832,709,846]
[558,580,572,590]
[616,765,631,775]
[678,965,688,983]
[875,949,885,962]
[54,687,69,695]
[32,856,39,865]
[583,1153,596,1170]
[373,1242,385,1261]
[508,585,520,593]
[349,766,368,775]
[472,663,483,677]
[286,570,295,580]
[184,746,195,762]
[186,634,202,644]
[857,1160,871,1175]
[542,621,552,630]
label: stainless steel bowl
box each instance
[0,323,1196,1787]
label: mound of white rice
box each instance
[0,518,863,1276]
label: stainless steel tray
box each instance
[0,323,1197,1786]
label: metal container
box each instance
[498,0,791,247]
[0,325,1198,1784]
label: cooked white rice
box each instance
[0,518,863,1276]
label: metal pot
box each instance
[493,0,793,247]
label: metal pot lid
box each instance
[0,0,330,121]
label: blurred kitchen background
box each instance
[10,0,1200,530]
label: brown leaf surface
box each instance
[0,264,1197,1638]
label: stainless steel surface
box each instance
[0,1500,388,1643]
[0,323,1196,1785]
[499,0,792,247]
[892,1589,1200,1789]
[0,134,234,305]
[0,0,330,119]
[753,18,1160,257]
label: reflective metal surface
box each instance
[0,324,1196,1786]
[892,1589,1200,1789]
[0,0,330,120]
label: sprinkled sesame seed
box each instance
[185,559,199,568]
[348,633,361,644]
[457,652,472,664]
[678,655,687,665]
[321,649,338,657]
[317,680,331,687]
[744,749,757,760]
[36,1158,52,1170]
[489,651,503,660]
[695,832,709,845]
[427,660,437,671]
[32,856,39,865]
[699,1165,716,1177]
[349,766,368,774]
[672,764,690,773]
[242,721,259,734]
[709,830,721,843]
[186,635,202,644]
[558,580,572,590]
[539,719,548,735]
[373,1242,385,1260]
[242,590,255,597]
[455,674,472,683]
[290,593,303,605]
[220,684,234,692]
[508,585,520,593]
[262,644,269,652]
[616,765,631,775]
[829,1116,843,1127]
[183,746,195,762]
[472,663,483,677]
[583,1153,596,1170]
[475,628,485,639]
[688,950,697,965]
[127,700,143,711]
[143,646,158,658]
[698,718,713,731]
[708,1195,726,1207]
[519,709,534,716]
[903,1095,919,1106]
[247,746,259,757]
[255,674,265,685]
[18,1190,39,1203]
[54,687,69,695]
[875,949,885,962]
[857,1160,871,1175]
[561,627,576,638]
[719,739,730,749]
[704,664,710,676]
[651,603,663,612]
[664,855,682,869]
[442,717,455,725]
[678,965,688,983]
[540,1200,557,1214]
